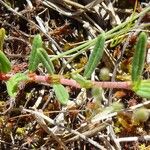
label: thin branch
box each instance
[116,135,150,143]
[65,122,109,143]
[34,110,68,150]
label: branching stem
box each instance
[0,73,132,90]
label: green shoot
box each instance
[37,48,55,74]
[84,33,105,79]
[28,34,43,71]
[6,73,29,97]
[132,32,147,84]
[0,28,11,73]
[0,51,11,73]
[53,84,69,105]
[28,34,69,105]
[0,28,5,51]
[72,73,92,88]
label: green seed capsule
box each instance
[92,87,103,100]
[111,102,124,112]
[99,67,110,81]
[133,108,149,123]
[72,73,92,88]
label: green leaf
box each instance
[0,51,11,73]
[0,28,5,51]
[131,32,147,83]
[37,48,55,74]
[72,73,92,88]
[29,52,40,72]
[83,33,105,79]
[36,48,69,105]
[133,80,150,99]
[28,34,43,71]
[53,84,69,105]
[6,73,29,97]
[0,28,11,73]
[37,48,54,75]
[28,35,69,105]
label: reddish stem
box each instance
[60,78,132,89]
[0,73,11,80]
[0,73,132,90]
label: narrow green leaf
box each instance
[29,52,40,72]
[53,84,69,105]
[0,28,5,51]
[36,48,69,104]
[0,51,11,73]
[37,49,54,75]
[133,80,150,99]
[6,73,29,97]
[136,90,150,99]
[132,32,147,83]
[38,48,55,73]
[83,33,105,79]
[28,36,69,105]
[29,34,43,71]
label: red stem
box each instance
[60,78,132,89]
[0,73,132,90]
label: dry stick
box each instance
[85,0,104,9]
[65,122,109,143]
[22,108,107,150]
[9,109,86,120]
[0,98,15,115]
[63,0,85,9]
[34,111,68,150]
[83,13,104,32]
[101,1,121,25]
[26,0,33,9]
[6,36,31,48]
[116,135,150,143]
[108,125,121,150]
[43,0,83,16]
[99,136,115,150]
[0,20,34,38]
[0,140,12,146]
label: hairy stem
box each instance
[0,73,132,90]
